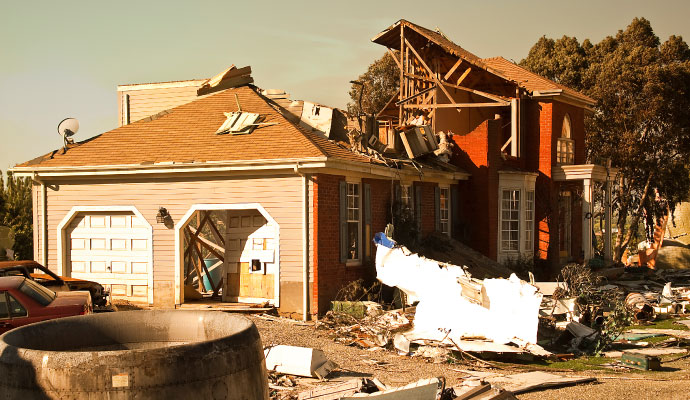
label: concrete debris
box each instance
[265,345,338,379]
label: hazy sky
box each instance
[1,0,688,171]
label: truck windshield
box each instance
[18,279,57,306]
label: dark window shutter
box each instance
[339,181,347,263]
[434,186,441,232]
[394,184,401,204]
[451,185,459,239]
[415,185,422,230]
[364,183,371,225]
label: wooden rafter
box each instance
[457,67,472,85]
[443,58,463,81]
[395,85,436,106]
[439,81,510,104]
[387,47,401,70]
[404,38,462,115]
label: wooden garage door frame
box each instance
[56,206,154,304]
[174,203,280,307]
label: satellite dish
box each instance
[57,118,79,149]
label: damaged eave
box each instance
[298,159,469,183]
[9,157,330,178]
[531,89,595,112]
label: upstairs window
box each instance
[557,114,574,165]
[439,188,450,236]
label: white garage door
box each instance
[67,211,151,303]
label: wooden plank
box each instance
[457,67,472,85]
[443,58,463,81]
[395,85,436,106]
[206,213,225,246]
[387,48,402,70]
[440,81,510,104]
[404,103,510,109]
[404,38,461,114]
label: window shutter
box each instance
[451,185,459,238]
[415,185,422,230]
[394,184,401,204]
[339,181,347,263]
[364,183,371,225]
[434,186,441,232]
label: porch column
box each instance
[582,178,593,261]
[604,178,613,262]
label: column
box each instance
[582,178,593,261]
[604,178,613,262]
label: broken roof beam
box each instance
[404,102,509,109]
[443,58,464,81]
[395,85,437,106]
[404,38,462,115]
[440,81,510,104]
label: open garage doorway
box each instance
[174,204,280,307]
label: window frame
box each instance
[556,114,575,165]
[439,186,451,236]
[345,181,362,265]
[497,172,537,262]
[500,189,521,252]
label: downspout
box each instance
[293,164,310,321]
[32,173,48,266]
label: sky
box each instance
[1,0,689,171]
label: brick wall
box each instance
[312,174,393,316]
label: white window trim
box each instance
[497,172,537,263]
[346,179,362,266]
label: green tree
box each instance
[347,51,400,115]
[521,18,690,261]
[0,170,33,260]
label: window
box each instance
[525,191,535,251]
[401,185,413,209]
[346,183,361,261]
[8,294,26,318]
[557,114,574,165]
[0,293,8,320]
[439,188,450,235]
[501,190,520,251]
[18,279,56,306]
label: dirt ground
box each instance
[249,315,690,400]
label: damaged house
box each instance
[11,19,616,317]
[372,20,616,268]
[11,65,467,317]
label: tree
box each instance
[0,170,33,260]
[521,18,690,261]
[347,51,400,116]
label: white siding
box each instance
[41,174,309,288]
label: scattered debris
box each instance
[485,371,595,394]
[620,351,662,370]
[374,233,545,357]
[264,345,338,379]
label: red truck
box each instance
[0,276,92,334]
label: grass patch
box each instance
[642,335,672,344]
[630,318,689,331]
[546,356,614,371]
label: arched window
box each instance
[557,114,574,164]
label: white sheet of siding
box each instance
[39,174,312,285]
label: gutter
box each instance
[293,163,310,321]
[31,173,48,267]
[531,89,595,112]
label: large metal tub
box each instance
[0,310,268,399]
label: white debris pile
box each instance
[374,233,545,355]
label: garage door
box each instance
[66,211,151,303]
